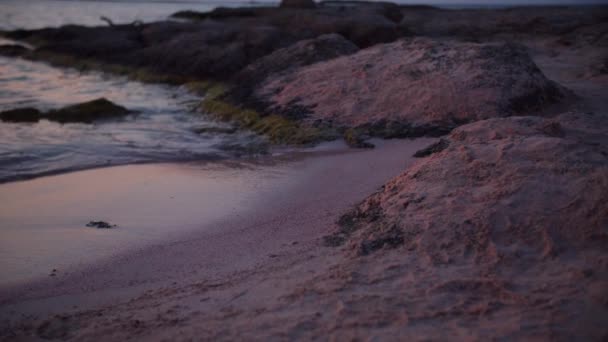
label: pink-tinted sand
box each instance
[0,138,433,317]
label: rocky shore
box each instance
[0,1,607,340]
[2,2,604,143]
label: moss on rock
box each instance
[344,128,375,149]
[198,84,330,145]
[19,52,336,146]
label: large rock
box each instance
[5,21,297,79]
[399,5,608,40]
[254,38,567,134]
[6,3,408,82]
[236,33,358,85]
[130,23,296,79]
[323,112,608,339]
[260,9,405,48]
[230,33,359,112]
[172,4,407,48]
[8,24,144,62]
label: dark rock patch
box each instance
[0,98,132,124]
[0,44,30,57]
[413,138,450,158]
[193,126,238,135]
[48,98,131,123]
[86,221,117,229]
[358,225,404,256]
[0,107,43,123]
[280,0,316,9]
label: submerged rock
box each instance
[47,98,131,123]
[0,98,131,123]
[193,126,238,135]
[0,107,43,123]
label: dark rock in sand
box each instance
[0,108,43,123]
[86,221,117,229]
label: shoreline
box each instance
[0,1,606,340]
[0,137,434,304]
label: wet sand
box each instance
[0,138,433,319]
[1,159,290,287]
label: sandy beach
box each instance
[0,138,433,319]
[0,0,607,340]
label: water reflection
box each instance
[0,56,265,183]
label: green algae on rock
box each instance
[343,128,375,149]
[195,82,336,145]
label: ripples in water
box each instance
[0,55,266,183]
[0,0,275,30]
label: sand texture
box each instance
[0,3,607,341]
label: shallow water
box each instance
[0,0,279,182]
[0,54,266,183]
[0,0,276,30]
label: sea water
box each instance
[0,0,274,183]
